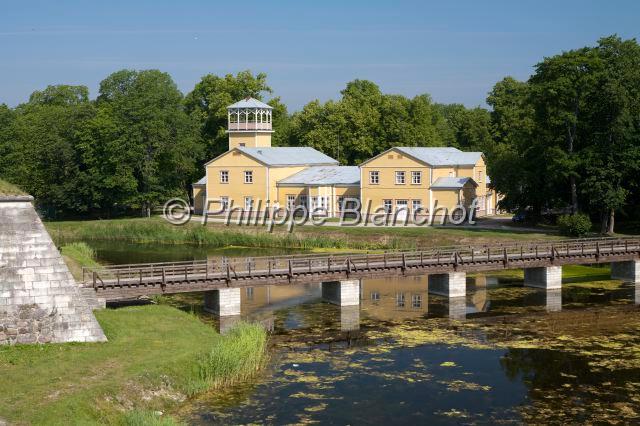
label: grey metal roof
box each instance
[227,97,273,109]
[395,147,482,166]
[431,177,477,189]
[238,147,338,166]
[192,176,206,186]
[278,166,360,186]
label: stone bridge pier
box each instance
[428,272,466,298]
[322,280,361,331]
[524,266,562,290]
[321,280,361,306]
[611,260,640,283]
[204,288,241,316]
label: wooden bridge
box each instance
[83,237,640,302]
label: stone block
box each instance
[611,260,640,283]
[429,272,467,298]
[524,266,562,289]
[322,280,360,306]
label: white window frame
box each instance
[412,199,422,212]
[286,195,296,211]
[383,199,393,214]
[411,294,422,308]
[244,170,253,184]
[395,171,405,185]
[244,196,253,210]
[220,170,229,184]
[411,171,422,185]
[220,196,229,211]
[369,170,380,185]
[477,170,483,183]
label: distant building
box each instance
[192,97,498,220]
[359,146,496,218]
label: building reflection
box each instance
[360,275,429,321]
[227,272,582,332]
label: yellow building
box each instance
[193,97,497,220]
[193,97,352,217]
[359,146,493,219]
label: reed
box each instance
[186,322,269,395]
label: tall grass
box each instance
[50,219,406,250]
[60,241,100,280]
[61,241,98,265]
[186,322,269,395]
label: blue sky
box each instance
[1,0,639,110]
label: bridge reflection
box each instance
[208,274,640,333]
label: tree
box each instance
[84,70,202,216]
[486,36,640,233]
[434,103,493,152]
[184,71,274,160]
[1,85,96,216]
[579,36,640,233]
[288,80,451,164]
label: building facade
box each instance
[192,97,499,220]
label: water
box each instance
[92,243,640,423]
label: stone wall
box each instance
[0,196,106,345]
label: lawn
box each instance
[0,305,267,425]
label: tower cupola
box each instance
[227,97,273,150]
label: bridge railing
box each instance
[82,237,640,288]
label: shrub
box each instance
[557,213,592,237]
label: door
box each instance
[395,199,408,221]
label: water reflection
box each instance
[224,276,640,330]
[185,277,640,424]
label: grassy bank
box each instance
[61,241,100,280]
[46,216,561,251]
[0,178,25,196]
[0,306,268,425]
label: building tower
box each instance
[227,97,273,150]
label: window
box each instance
[300,195,308,208]
[411,171,422,184]
[396,292,405,307]
[220,196,229,211]
[395,171,405,184]
[286,195,296,210]
[477,171,483,183]
[220,170,229,183]
[383,199,393,214]
[246,287,254,301]
[371,291,380,301]
[244,196,253,210]
[369,171,380,184]
[448,171,455,177]
[337,196,345,211]
[412,199,422,212]
[244,170,253,184]
[412,294,422,308]
[239,143,246,147]
[396,199,408,210]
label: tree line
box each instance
[0,35,638,233]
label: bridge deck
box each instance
[82,237,640,301]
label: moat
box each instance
[94,243,640,424]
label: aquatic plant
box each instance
[186,322,269,395]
